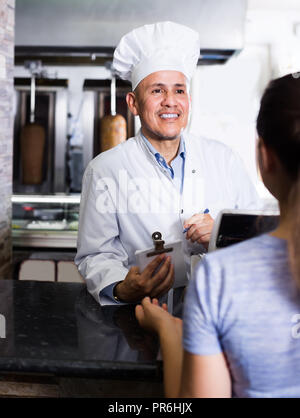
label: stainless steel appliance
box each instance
[12,194,79,249]
[12,194,82,283]
[13,78,68,194]
[82,79,135,169]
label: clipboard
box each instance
[135,232,187,289]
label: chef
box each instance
[75,21,261,305]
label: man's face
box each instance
[127,70,190,142]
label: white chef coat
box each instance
[75,130,261,305]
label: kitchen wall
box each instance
[189,45,272,202]
[0,0,14,279]
[189,2,300,205]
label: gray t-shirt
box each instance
[183,234,300,398]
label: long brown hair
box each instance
[256,73,300,287]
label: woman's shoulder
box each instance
[195,233,288,282]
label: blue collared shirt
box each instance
[141,132,186,194]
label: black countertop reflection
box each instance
[0,280,183,380]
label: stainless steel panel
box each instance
[13,83,68,194]
[15,0,247,51]
[54,89,68,192]
[82,91,95,170]
[12,230,78,249]
[14,86,55,194]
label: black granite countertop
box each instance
[0,280,181,381]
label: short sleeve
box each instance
[183,259,223,355]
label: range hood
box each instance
[15,0,247,65]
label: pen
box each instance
[182,208,210,233]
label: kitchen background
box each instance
[0,0,299,281]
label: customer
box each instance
[136,73,300,398]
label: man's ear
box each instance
[126,92,139,116]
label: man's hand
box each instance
[115,253,174,303]
[184,213,214,249]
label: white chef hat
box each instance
[112,21,200,91]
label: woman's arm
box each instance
[136,297,232,398]
[156,315,183,398]
[179,350,231,398]
[135,297,183,397]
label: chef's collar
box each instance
[140,132,186,163]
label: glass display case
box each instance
[12,195,80,248]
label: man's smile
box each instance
[159,113,180,120]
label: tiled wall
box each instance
[0,0,14,279]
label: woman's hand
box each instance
[136,297,184,398]
[135,297,182,338]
